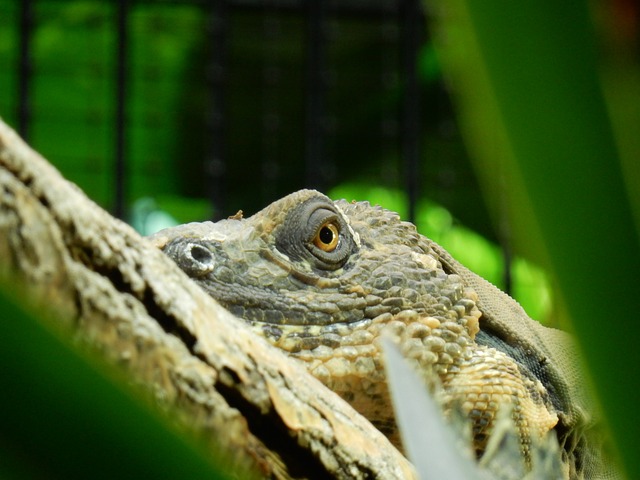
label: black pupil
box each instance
[319,225,335,245]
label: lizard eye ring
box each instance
[304,207,354,269]
[274,194,357,271]
[313,221,340,252]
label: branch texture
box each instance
[0,118,414,479]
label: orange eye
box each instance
[313,222,340,252]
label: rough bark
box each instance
[0,118,415,480]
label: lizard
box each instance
[149,189,618,479]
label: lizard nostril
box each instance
[186,243,215,275]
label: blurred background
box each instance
[1,1,640,477]
[0,0,582,322]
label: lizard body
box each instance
[150,189,617,479]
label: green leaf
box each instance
[430,1,639,477]
[0,285,232,479]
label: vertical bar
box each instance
[380,20,399,184]
[502,244,512,295]
[114,0,129,219]
[18,0,33,141]
[206,1,228,219]
[304,0,327,190]
[261,13,281,203]
[399,0,422,224]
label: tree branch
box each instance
[0,117,414,479]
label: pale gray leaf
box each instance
[382,337,483,480]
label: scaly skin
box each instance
[150,189,613,479]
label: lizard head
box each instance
[150,190,481,438]
[149,189,480,348]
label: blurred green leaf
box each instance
[0,284,232,479]
[430,1,640,477]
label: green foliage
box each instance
[430,0,640,477]
[0,1,491,231]
[130,194,214,235]
[0,0,207,213]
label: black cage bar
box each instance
[17,0,33,141]
[114,0,129,220]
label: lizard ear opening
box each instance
[274,195,357,271]
[164,240,215,277]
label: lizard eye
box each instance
[313,221,340,252]
[274,195,357,271]
[304,207,354,269]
